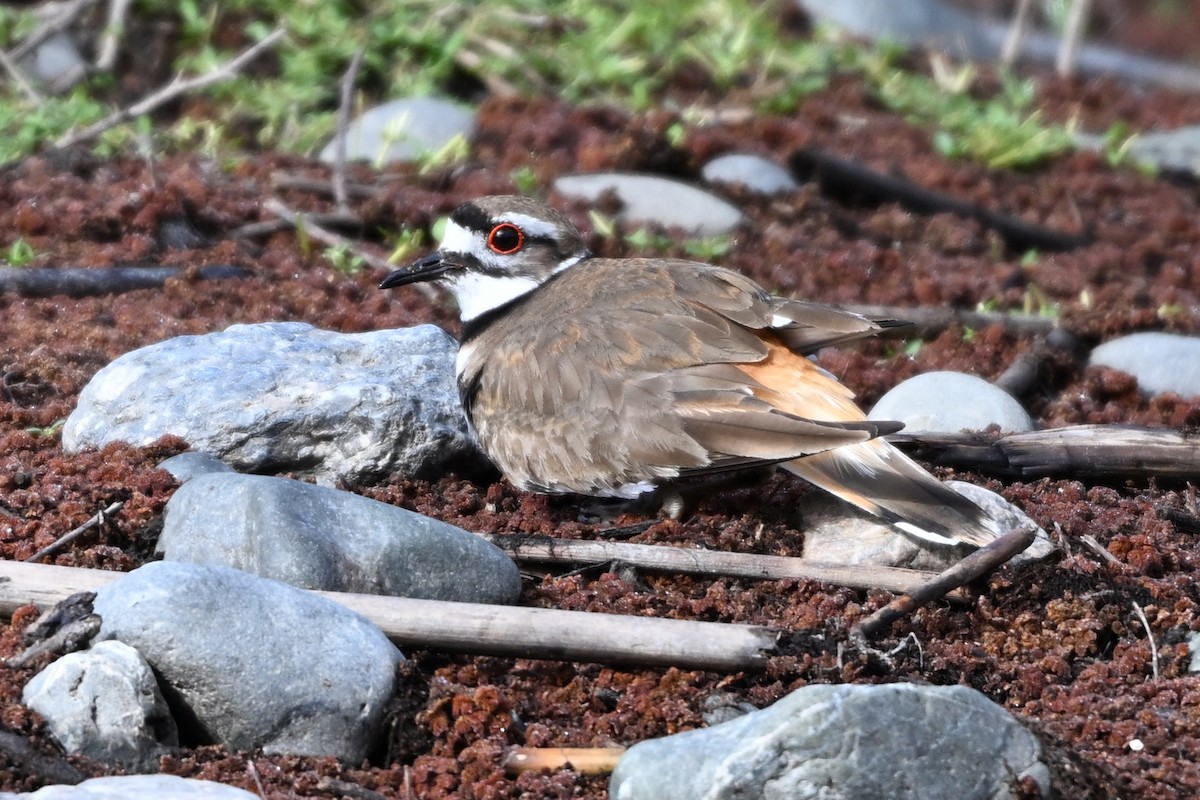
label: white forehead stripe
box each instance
[439,219,479,251]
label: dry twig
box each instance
[55,26,285,149]
[479,533,960,597]
[1000,0,1035,67]
[333,47,366,211]
[95,0,133,71]
[1056,0,1093,77]
[0,561,779,671]
[505,747,627,776]
[0,48,44,103]
[23,501,123,563]
[851,525,1035,641]
[1131,602,1160,682]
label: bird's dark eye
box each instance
[487,223,525,255]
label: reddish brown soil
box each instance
[4,7,1200,800]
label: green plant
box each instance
[324,243,366,274]
[388,227,426,263]
[3,238,38,267]
[509,166,538,195]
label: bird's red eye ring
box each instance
[487,223,525,255]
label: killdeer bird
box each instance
[381,195,1000,547]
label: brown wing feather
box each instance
[462,257,998,545]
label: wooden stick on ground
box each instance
[23,502,123,563]
[0,561,778,672]
[851,526,1035,641]
[889,424,1200,481]
[477,533,960,597]
[505,747,627,776]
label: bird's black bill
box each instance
[379,252,451,289]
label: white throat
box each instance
[446,271,541,322]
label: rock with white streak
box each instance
[610,683,1051,800]
[63,322,482,485]
[22,641,177,770]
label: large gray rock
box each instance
[1089,332,1200,398]
[554,173,745,235]
[22,641,177,770]
[63,322,480,485]
[158,473,521,603]
[869,371,1034,434]
[92,562,403,762]
[0,775,256,800]
[610,683,1050,800]
[319,97,476,165]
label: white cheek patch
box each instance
[447,271,540,321]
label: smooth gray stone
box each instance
[157,473,521,603]
[0,776,257,800]
[610,683,1050,800]
[63,322,480,485]
[18,33,86,89]
[553,173,745,235]
[701,153,798,195]
[1189,632,1200,673]
[868,371,1034,433]
[1089,332,1200,398]
[92,562,403,762]
[158,451,234,483]
[319,97,475,165]
[22,641,177,770]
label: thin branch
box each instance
[0,264,251,298]
[1056,0,1093,78]
[851,525,1035,641]
[1078,533,1120,566]
[333,47,366,212]
[889,424,1200,481]
[478,533,961,597]
[1131,602,1159,682]
[24,501,123,562]
[95,0,133,71]
[0,48,44,103]
[1000,0,1035,67]
[55,26,286,149]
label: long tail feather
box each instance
[781,438,999,547]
